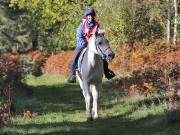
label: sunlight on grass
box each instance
[129,103,168,120]
[26,74,67,86]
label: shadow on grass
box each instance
[15,83,84,114]
[2,108,180,135]
[134,96,169,108]
[14,81,118,114]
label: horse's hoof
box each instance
[87,117,93,122]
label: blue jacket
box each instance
[76,20,97,49]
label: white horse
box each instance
[76,29,115,121]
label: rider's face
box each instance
[87,15,94,23]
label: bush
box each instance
[112,43,180,96]
[0,54,30,123]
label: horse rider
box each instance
[68,7,115,83]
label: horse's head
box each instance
[94,29,115,61]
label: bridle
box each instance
[95,44,110,59]
[95,35,111,59]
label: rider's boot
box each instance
[103,60,115,80]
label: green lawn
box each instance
[1,74,180,135]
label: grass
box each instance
[0,74,180,135]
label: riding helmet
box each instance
[84,7,96,17]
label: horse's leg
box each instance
[91,84,98,119]
[83,82,93,121]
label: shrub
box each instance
[0,54,30,123]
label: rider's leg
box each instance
[68,48,83,83]
[103,60,115,80]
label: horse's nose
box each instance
[108,52,115,59]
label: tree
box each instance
[166,0,171,44]
[0,0,28,54]
[95,0,167,45]
[173,0,177,45]
[9,0,96,51]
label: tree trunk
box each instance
[166,0,170,44]
[31,31,38,51]
[32,37,38,51]
[173,0,177,45]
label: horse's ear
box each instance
[97,28,105,34]
[97,28,105,36]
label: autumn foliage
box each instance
[111,41,180,96]
[42,51,73,75]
